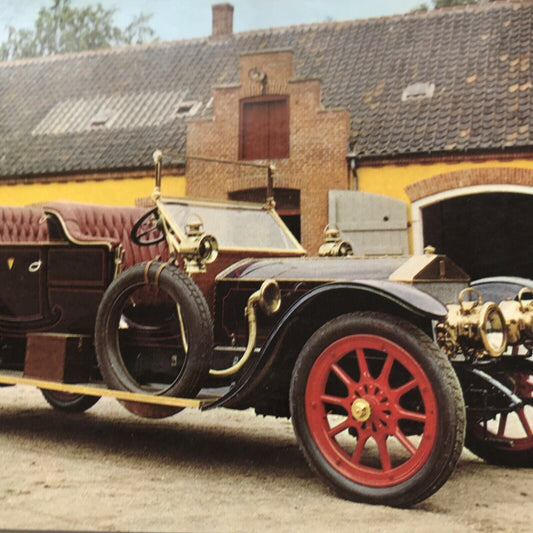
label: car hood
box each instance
[216,254,469,284]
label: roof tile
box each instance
[0,1,532,177]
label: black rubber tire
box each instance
[290,312,465,507]
[95,262,213,398]
[41,389,100,413]
[464,361,533,468]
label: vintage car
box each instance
[0,152,531,507]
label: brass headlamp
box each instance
[439,288,507,358]
[318,225,353,257]
[498,287,533,345]
[178,219,219,274]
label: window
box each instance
[401,82,435,102]
[239,96,289,160]
[174,101,200,117]
[229,188,301,241]
[90,107,114,127]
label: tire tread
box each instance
[95,262,213,399]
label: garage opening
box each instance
[422,192,533,280]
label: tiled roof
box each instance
[0,1,531,179]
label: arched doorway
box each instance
[419,191,533,279]
[228,187,301,241]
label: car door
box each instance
[0,245,45,320]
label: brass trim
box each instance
[158,196,306,255]
[113,244,125,279]
[43,207,114,251]
[439,288,507,358]
[496,287,533,346]
[211,247,303,254]
[267,206,306,253]
[209,279,281,377]
[162,195,271,211]
[351,398,371,422]
[155,199,187,243]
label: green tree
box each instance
[412,0,498,12]
[434,0,478,6]
[0,0,156,61]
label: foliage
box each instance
[412,0,498,12]
[0,0,156,60]
[434,0,478,6]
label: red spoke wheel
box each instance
[465,362,533,467]
[290,312,465,507]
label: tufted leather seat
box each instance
[43,201,168,268]
[0,205,49,242]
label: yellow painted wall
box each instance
[0,175,186,206]
[7,159,532,208]
[357,158,533,253]
[357,159,533,203]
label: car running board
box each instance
[0,370,218,409]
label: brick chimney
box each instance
[211,3,234,41]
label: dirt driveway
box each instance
[0,384,531,533]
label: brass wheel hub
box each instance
[351,398,371,422]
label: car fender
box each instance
[471,276,533,301]
[472,276,533,289]
[206,280,447,410]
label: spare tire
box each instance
[95,262,213,398]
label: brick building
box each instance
[0,1,532,276]
[186,47,350,251]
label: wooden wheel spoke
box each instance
[351,434,369,464]
[320,393,349,411]
[327,418,351,438]
[375,434,392,471]
[331,363,355,388]
[355,347,371,381]
[517,408,533,437]
[377,353,394,387]
[497,413,509,438]
[394,428,417,456]
[523,381,533,396]
[397,407,427,424]
[393,378,417,400]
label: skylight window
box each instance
[91,107,114,127]
[32,90,192,136]
[401,82,435,102]
[175,101,200,117]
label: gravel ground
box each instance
[0,384,532,533]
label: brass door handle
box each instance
[28,260,42,273]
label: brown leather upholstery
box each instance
[43,201,168,268]
[0,205,49,242]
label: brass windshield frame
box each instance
[155,195,306,255]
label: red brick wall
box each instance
[405,167,533,202]
[211,3,234,41]
[187,50,350,254]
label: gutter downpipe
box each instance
[347,146,358,190]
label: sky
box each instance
[0,0,424,43]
